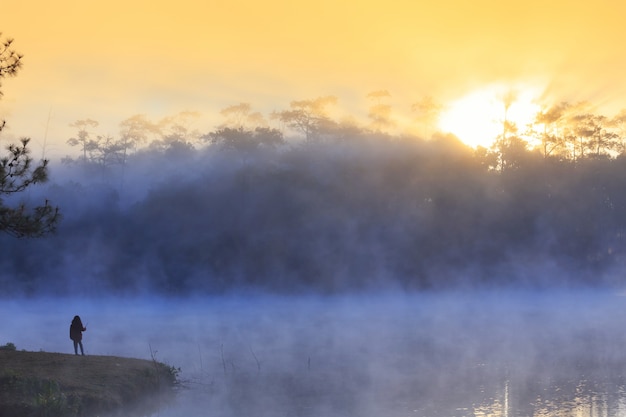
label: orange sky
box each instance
[2,0,626,158]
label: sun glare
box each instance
[438,85,541,149]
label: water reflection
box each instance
[526,378,626,417]
[416,368,626,417]
[472,378,509,417]
[461,355,626,417]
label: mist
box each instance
[2,133,626,295]
[3,132,626,415]
[4,291,626,416]
[5,1,626,414]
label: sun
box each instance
[438,84,541,149]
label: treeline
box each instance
[60,95,626,178]
[2,121,626,295]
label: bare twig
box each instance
[220,343,226,375]
[249,345,261,373]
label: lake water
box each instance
[3,290,626,417]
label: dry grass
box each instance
[0,350,178,417]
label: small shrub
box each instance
[33,380,70,417]
[0,342,17,351]
[162,363,181,384]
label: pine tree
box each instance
[0,33,59,237]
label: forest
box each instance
[3,95,626,295]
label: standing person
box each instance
[69,315,87,355]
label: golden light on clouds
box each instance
[2,0,626,156]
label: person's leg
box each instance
[79,341,84,355]
[73,340,78,355]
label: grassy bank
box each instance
[0,349,179,417]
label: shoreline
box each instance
[0,349,178,417]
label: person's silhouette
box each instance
[69,315,86,355]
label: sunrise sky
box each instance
[2,0,626,157]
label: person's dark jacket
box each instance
[69,316,86,341]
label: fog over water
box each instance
[4,291,626,417]
[4,135,626,415]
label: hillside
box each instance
[0,350,178,417]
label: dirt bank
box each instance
[0,350,178,417]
